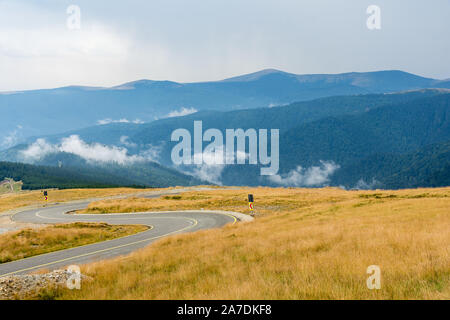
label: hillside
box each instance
[42,187,450,300]
[333,140,450,189]
[0,160,201,190]
[279,93,450,167]
[0,161,135,189]
[7,89,441,159]
[1,90,449,189]
[222,93,449,188]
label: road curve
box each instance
[0,200,247,277]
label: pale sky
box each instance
[0,0,449,91]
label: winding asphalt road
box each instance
[0,198,249,277]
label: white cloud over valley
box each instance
[177,147,249,185]
[166,107,198,118]
[97,118,144,125]
[20,135,146,165]
[269,161,340,187]
[1,125,22,149]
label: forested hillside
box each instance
[0,161,129,189]
[333,140,450,189]
[2,90,448,189]
[0,160,202,190]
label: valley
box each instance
[2,86,448,190]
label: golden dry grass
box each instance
[0,222,148,263]
[79,187,315,214]
[46,187,450,299]
[0,187,161,214]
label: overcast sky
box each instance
[0,0,449,91]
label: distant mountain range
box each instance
[1,69,449,142]
[2,88,449,189]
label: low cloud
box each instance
[20,138,57,160]
[119,136,137,148]
[21,135,145,165]
[176,147,248,185]
[178,149,226,185]
[1,125,22,149]
[119,136,162,163]
[269,161,340,187]
[353,178,381,190]
[166,107,197,118]
[268,102,288,108]
[139,144,162,163]
[97,118,144,125]
[190,164,224,185]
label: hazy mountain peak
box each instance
[221,68,292,82]
[112,79,155,90]
[112,79,182,90]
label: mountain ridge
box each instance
[2,69,449,142]
[2,69,445,93]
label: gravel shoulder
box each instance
[0,269,91,300]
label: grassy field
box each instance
[0,187,164,214]
[0,222,148,263]
[43,187,450,300]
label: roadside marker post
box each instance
[248,194,254,216]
